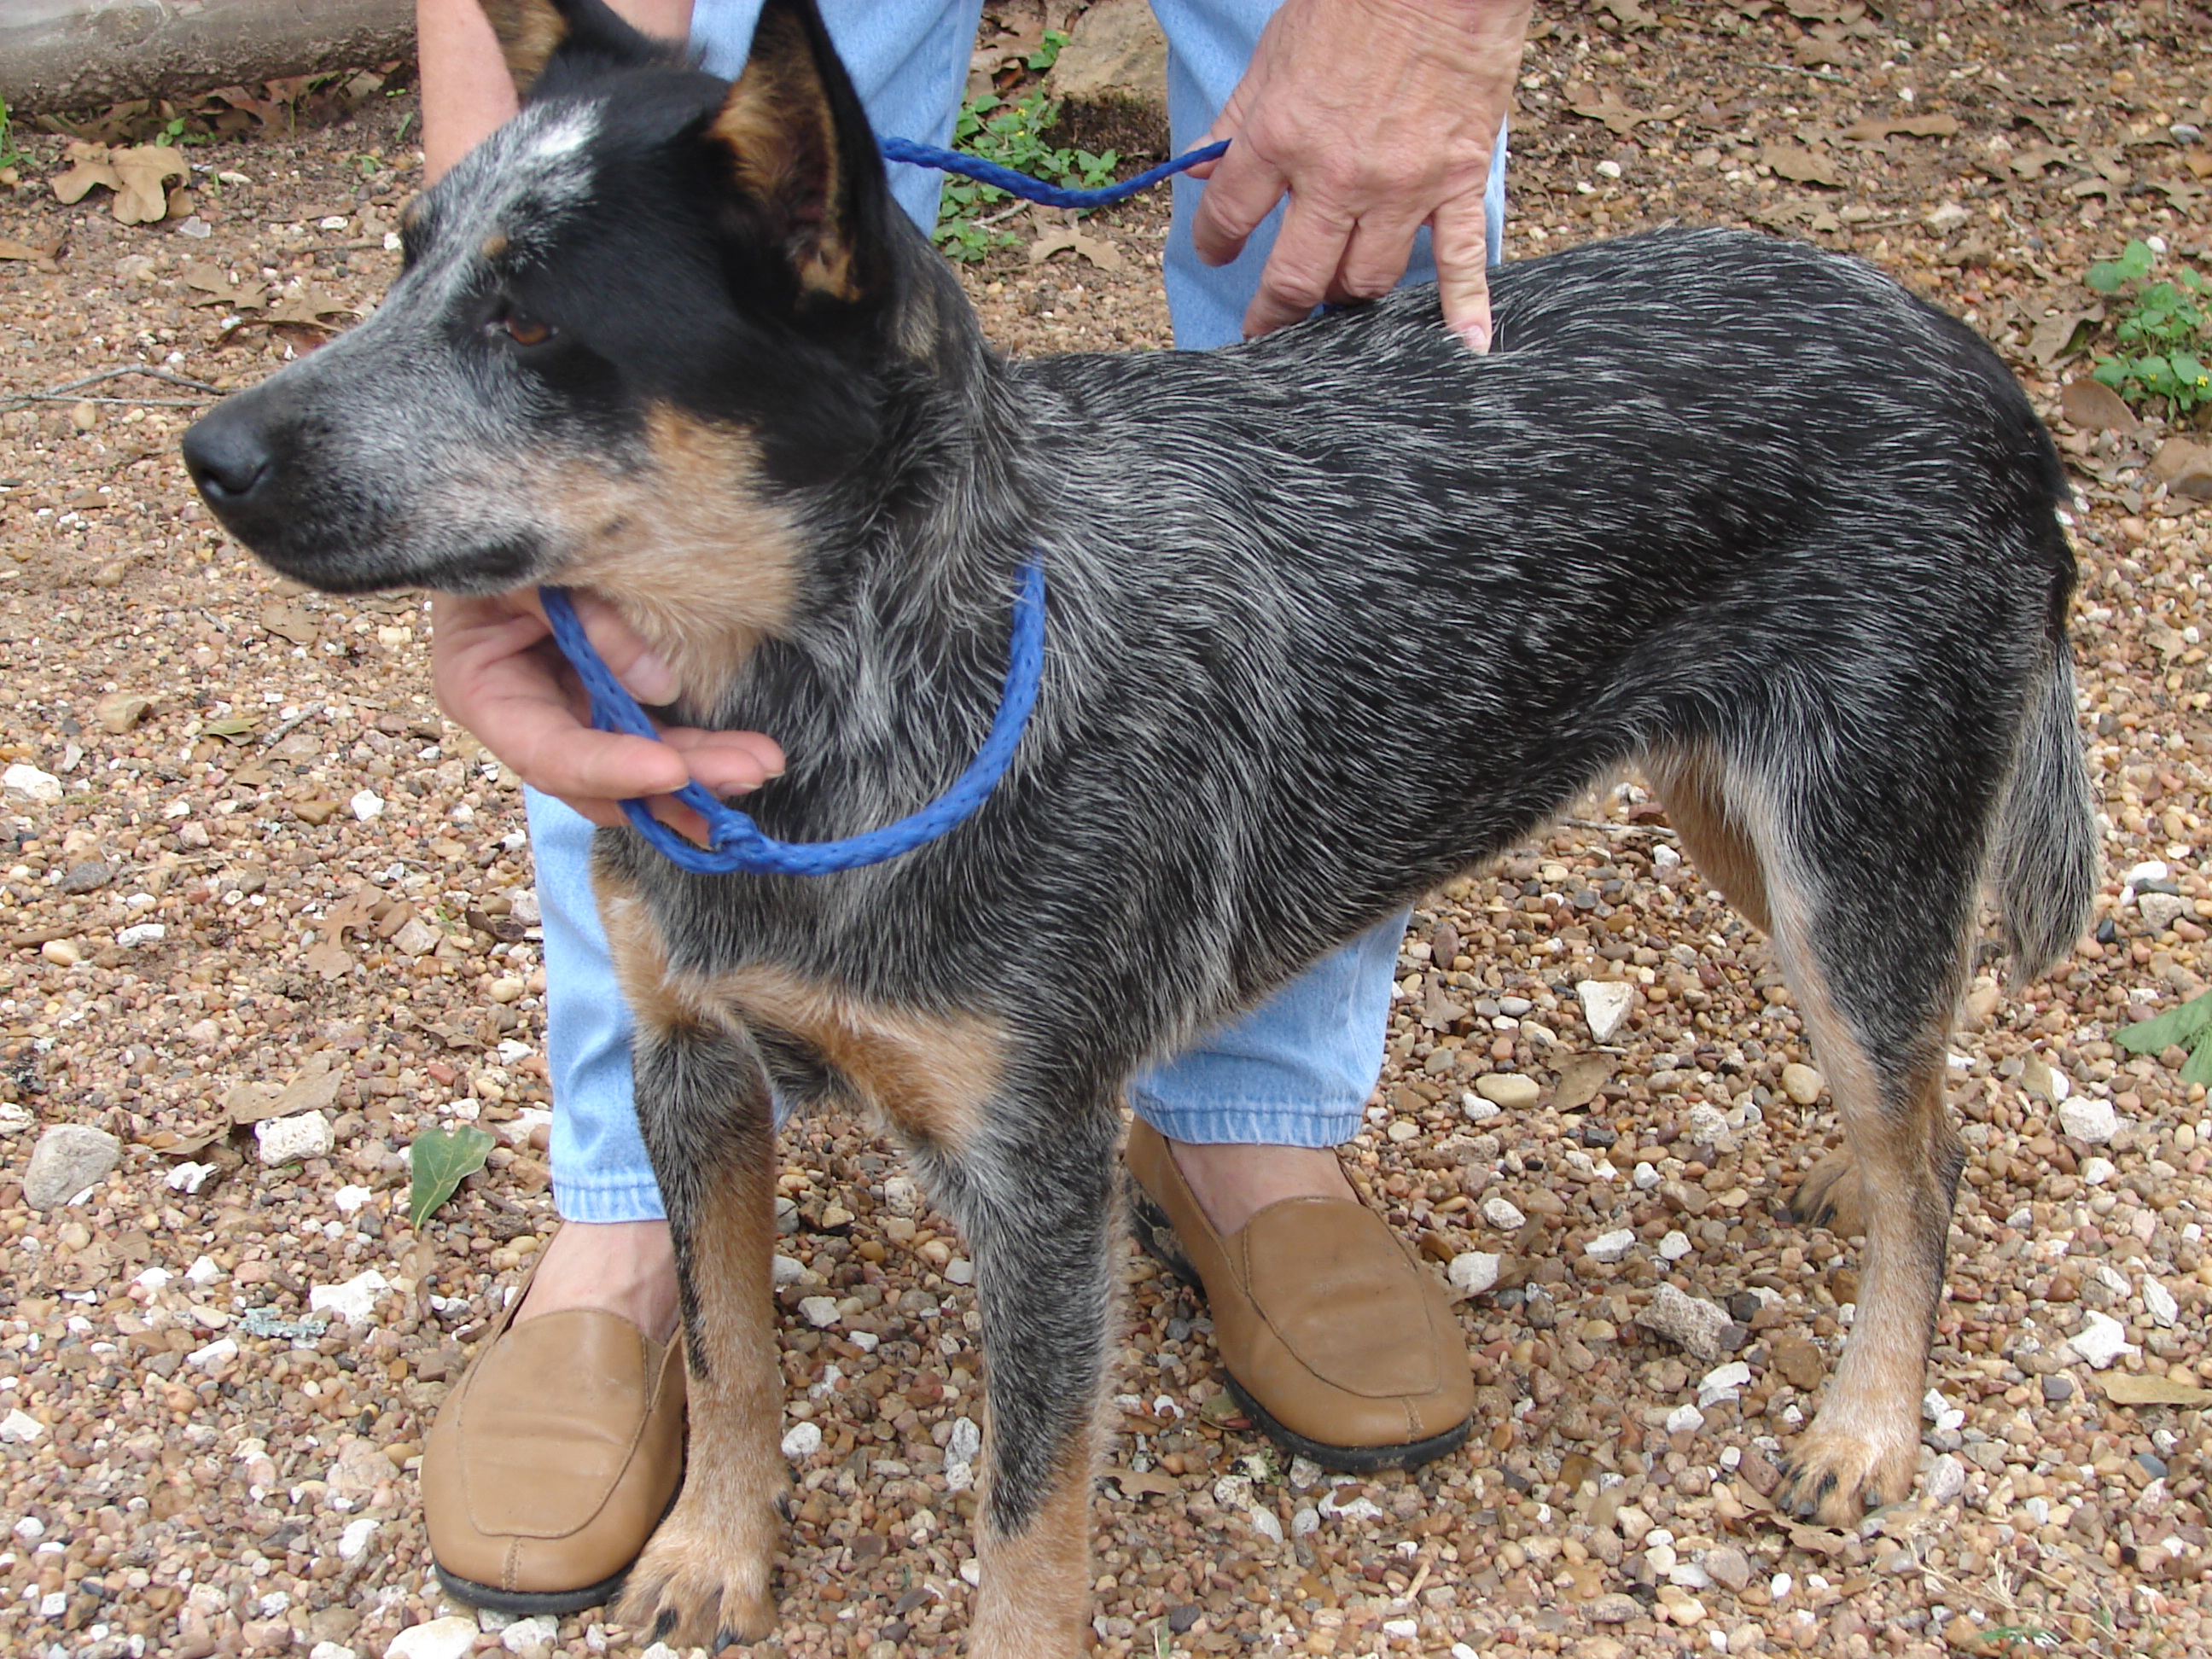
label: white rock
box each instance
[1925,1453,1967,1506]
[0,1410,45,1444]
[188,1337,238,1371]
[2081,1156,2116,1185]
[2058,1096,2118,1145]
[780,1422,823,1459]
[1638,1284,1733,1360]
[337,1517,378,1561]
[1246,1504,1284,1544]
[1698,1362,1752,1407]
[1382,1619,1419,1640]
[500,1615,560,1652]
[256,1112,335,1165]
[309,1644,358,1659]
[13,1516,44,1540]
[945,1258,975,1285]
[166,1161,214,1195]
[134,1266,172,1290]
[1319,1489,1386,1523]
[1658,1230,1693,1261]
[1481,1196,1527,1231]
[2140,893,2188,932]
[390,917,441,957]
[1586,1228,1638,1264]
[2064,1310,2139,1370]
[23,1124,122,1209]
[309,1270,391,1325]
[1462,1095,1501,1123]
[798,1295,841,1329]
[385,1616,480,1659]
[1778,1062,1825,1106]
[2,764,61,804]
[1475,1073,1540,1109]
[1578,980,1637,1042]
[1447,1252,1501,1297]
[332,1184,374,1214]
[115,922,166,947]
[1665,1403,1706,1436]
[2145,1277,2180,1328]
[771,1254,807,1286]
[1685,1103,1731,1143]
[946,1417,982,1466]
[186,1254,221,1286]
[1652,843,1682,868]
[958,1559,981,1587]
[1291,1505,1320,1538]
[349,789,385,822]
[1633,1161,1662,1190]
[2125,859,2172,889]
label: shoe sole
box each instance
[432,1561,635,1619]
[1126,1186,1474,1476]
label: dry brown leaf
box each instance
[304,939,353,980]
[259,600,322,644]
[2059,376,2139,433]
[225,1055,343,1125]
[107,145,191,224]
[2026,306,2100,366]
[2150,439,2212,502]
[183,263,241,306]
[1761,145,1844,188]
[1565,88,1675,137]
[1105,1467,1179,1499]
[1842,114,1961,142]
[265,288,356,327]
[1551,1053,1615,1111]
[2100,1371,2212,1407]
[1027,231,1126,274]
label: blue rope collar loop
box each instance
[538,560,1046,876]
[878,136,1229,210]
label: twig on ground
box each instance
[0,364,224,412]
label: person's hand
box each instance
[431,589,784,837]
[1188,0,1532,350]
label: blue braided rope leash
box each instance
[533,140,1225,873]
[878,135,1229,210]
[538,561,1045,876]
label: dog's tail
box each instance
[1994,646,2098,983]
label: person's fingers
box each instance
[1429,189,1497,353]
[1240,192,1356,336]
[1190,140,1292,270]
[662,727,787,795]
[543,590,678,706]
[1331,209,1426,306]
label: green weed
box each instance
[2116,987,2212,1085]
[0,98,25,171]
[932,84,1118,263]
[2086,239,2212,416]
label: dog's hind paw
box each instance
[1786,1149,1867,1237]
[1775,1422,1918,1527]
[615,1516,776,1650]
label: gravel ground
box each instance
[3,3,2211,1657]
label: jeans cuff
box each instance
[1127,1097,1364,1150]
[552,1175,669,1225]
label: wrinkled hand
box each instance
[1190,0,1531,349]
[431,589,784,836]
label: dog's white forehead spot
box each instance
[441,101,602,243]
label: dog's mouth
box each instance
[245,527,549,598]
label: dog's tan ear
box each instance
[480,0,671,97]
[707,0,889,306]
[480,0,571,91]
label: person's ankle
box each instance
[1166,1139,1355,1238]
[513,1219,681,1343]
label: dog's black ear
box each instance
[480,0,670,97]
[704,0,892,306]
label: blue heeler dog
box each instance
[180,0,2095,1650]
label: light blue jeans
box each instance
[541,0,1509,1220]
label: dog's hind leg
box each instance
[597,881,786,1648]
[1712,751,1974,1526]
[913,1097,1125,1659]
[1648,745,1870,1235]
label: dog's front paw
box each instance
[615,1499,777,1650]
[1786,1148,1867,1237]
[1776,1418,1918,1526]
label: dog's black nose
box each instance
[181,403,276,505]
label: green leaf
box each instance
[1026,27,1068,73]
[2115,991,2212,1055]
[408,1126,494,1230]
[2092,356,2130,389]
[2184,1042,2212,1089]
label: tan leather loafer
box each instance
[422,1259,686,1615]
[1126,1120,1474,1471]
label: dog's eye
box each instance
[499,312,555,348]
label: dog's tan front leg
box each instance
[913,1106,1123,1659]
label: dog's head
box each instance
[182,0,923,635]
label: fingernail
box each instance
[1458,320,1493,355]
[625,652,677,705]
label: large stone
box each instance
[1779,1062,1825,1105]
[1637,1283,1733,1360]
[1447,1252,1502,1298]
[385,1617,479,1659]
[2058,1095,2118,1146]
[23,1123,121,1208]
[1474,1072,1540,1110]
[1577,980,1637,1043]
[1047,0,1168,154]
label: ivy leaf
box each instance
[2185,1042,2212,1090]
[408,1126,493,1230]
[2114,992,2212,1056]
